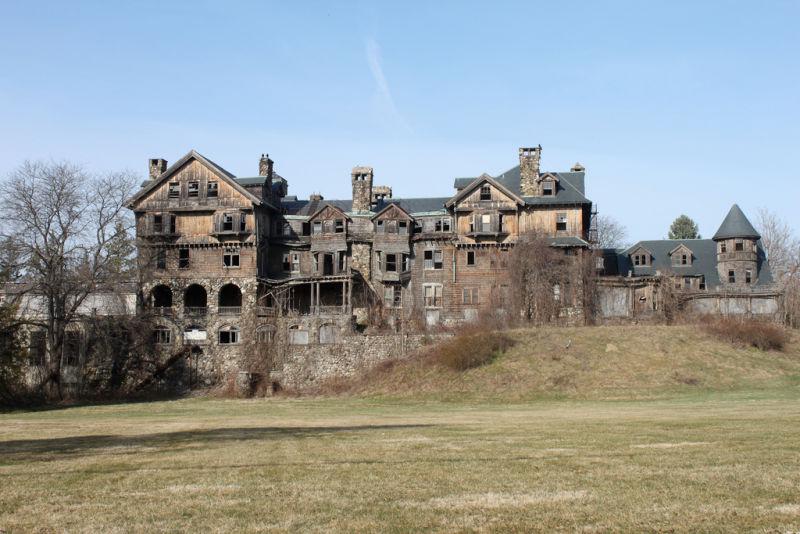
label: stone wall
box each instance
[275,332,442,389]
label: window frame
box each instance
[223,248,240,268]
[178,248,190,269]
[207,181,218,198]
[218,325,240,345]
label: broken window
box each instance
[556,213,568,232]
[335,219,344,233]
[153,327,171,345]
[424,284,442,308]
[291,253,300,273]
[467,251,475,266]
[188,181,199,197]
[155,249,166,270]
[699,276,706,290]
[313,221,322,235]
[222,213,234,232]
[207,181,218,197]
[386,253,397,272]
[399,220,408,235]
[323,220,333,234]
[553,284,561,302]
[745,269,752,284]
[684,278,692,289]
[218,325,240,344]
[240,213,247,232]
[168,182,180,198]
[498,214,504,233]
[728,270,736,283]
[301,222,311,236]
[178,248,190,269]
[462,287,479,305]
[735,240,744,251]
[720,242,727,253]
[63,332,80,367]
[434,218,451,232]
[319,324,337,344]
[256,326,275,344]
[402,254,411,272]
[153,214,164,234]
[382,285,402,307]
[413,220,423,234]
[480,185,491,201]
[282,222,292,236]
[223,248,240,268]
[482,214,492,232]
[282,253,291,272]
[288,325,308,345]
[376,220,385,233]
[424,249,443,270]
[338,252,346,272]
[542,181,554,196]
[28,330,46,366]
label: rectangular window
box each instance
[282,222,292,236]
[402,253,411,272]
[699,276,706,290]
[735,240,744,252]
[156,249,166,270]
[386,253,397,272]
[187,181,199,197]
[222,213,234,232]
[168,182,180,198]
[178,248,190,269]
[219,329,239,344]
[240,213,247,232]
[63,332,80,367]
[498,214,504,232]
[323,220,333,234]
[434,218,451,232]
[634,255,641,266]
[556,213,568,232]
[467,251,475,266]
[413,221,423,234]
[301,222,311,236]
[682,254,688,265]
[542,181,554,196]
[207,181,218,197]
[728,270,736,283]
[153,328,171,345]
[462,287,479,305]
[313,221,322,234]
[684,278,692,289]
[291,253,300,273]
[720,242,727,253]
[481,214,492,232]
[335,220,344,233]
[399,221,408,235]
[745,270,752,284]
[480,185,491,201]
[223,248,240,268]
[338,252,346,272]
[153,214,163,234]
[282,253,291,272]
[376,220,385,233]
[28,330,46,366]
[424,250,433,270]
[383,285,401,307]
[424,284,442,307]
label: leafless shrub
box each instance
[702,316,789,351]
[430,326,515,371]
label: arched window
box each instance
[218,325,240,345]
[218,283,242,315]
[184,284,207,308]
[288,325,308,345]
[151,285,173,308]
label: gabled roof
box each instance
[370,202,413,220]
[453,165,590,206]
[444,173,524,208]
[126,150,262,208]
[307,203,351,222]
[668,243,693,256]
[281,197,448,217]
[712,204,760,240]
[627,244,654,257]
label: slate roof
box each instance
[712,204,761,240]
[234,174,287,186]
[281,197,449,217]
[609,239,773,287]
[453,165,590,206]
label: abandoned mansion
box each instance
[116,146,780,381]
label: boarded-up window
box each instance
[424,284,442,308]
[319,324,337,344]
[288,326,309,345]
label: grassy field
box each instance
[2,325,800,532]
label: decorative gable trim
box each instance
[370,202,413,221]
[307,203,351,222]
[444,174,524,208]
[126,150,262,209]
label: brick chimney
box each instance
[148,158,167,180]
[519,146,541,196]
[351,166,373,213]
[259,153,273,178]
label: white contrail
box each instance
[366,38,412,133]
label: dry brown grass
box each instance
[431,327,515,371]
[313,325,800,401]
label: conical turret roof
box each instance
[712,204,760,240]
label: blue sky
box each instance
[1,1,798,241]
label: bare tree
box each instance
[756,208,800,327]
[0,161,137,399]
[594,214,629,249]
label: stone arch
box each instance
[218,283,242,307]
[151,284,173,308]
[256,324,276,344]
[184,284,207,308]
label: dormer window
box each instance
[399,220,408,235]
[480,185,491,201]
[633,253,650,266]
[542,181,554,196]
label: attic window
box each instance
[542,181,554,196]
[480,185,491,201]
[376,220,384,233]
[399,220,408,235]
[168,182,180,198]
[207,182,218,197]
[313,221,322,234]
[633,253,648,266]
[188,181,199,197]
[335,220,344,233]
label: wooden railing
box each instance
[218,306,241,316]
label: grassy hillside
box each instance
[320,325,800,401]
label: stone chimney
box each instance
[372,185,392,203]
[519,146,542,196]
[351,166,373,213]
[259,153,274,178]
[148,158,167,180]
[309,193,324,201]
[571,162,585,172]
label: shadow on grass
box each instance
[0,424,434,462]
